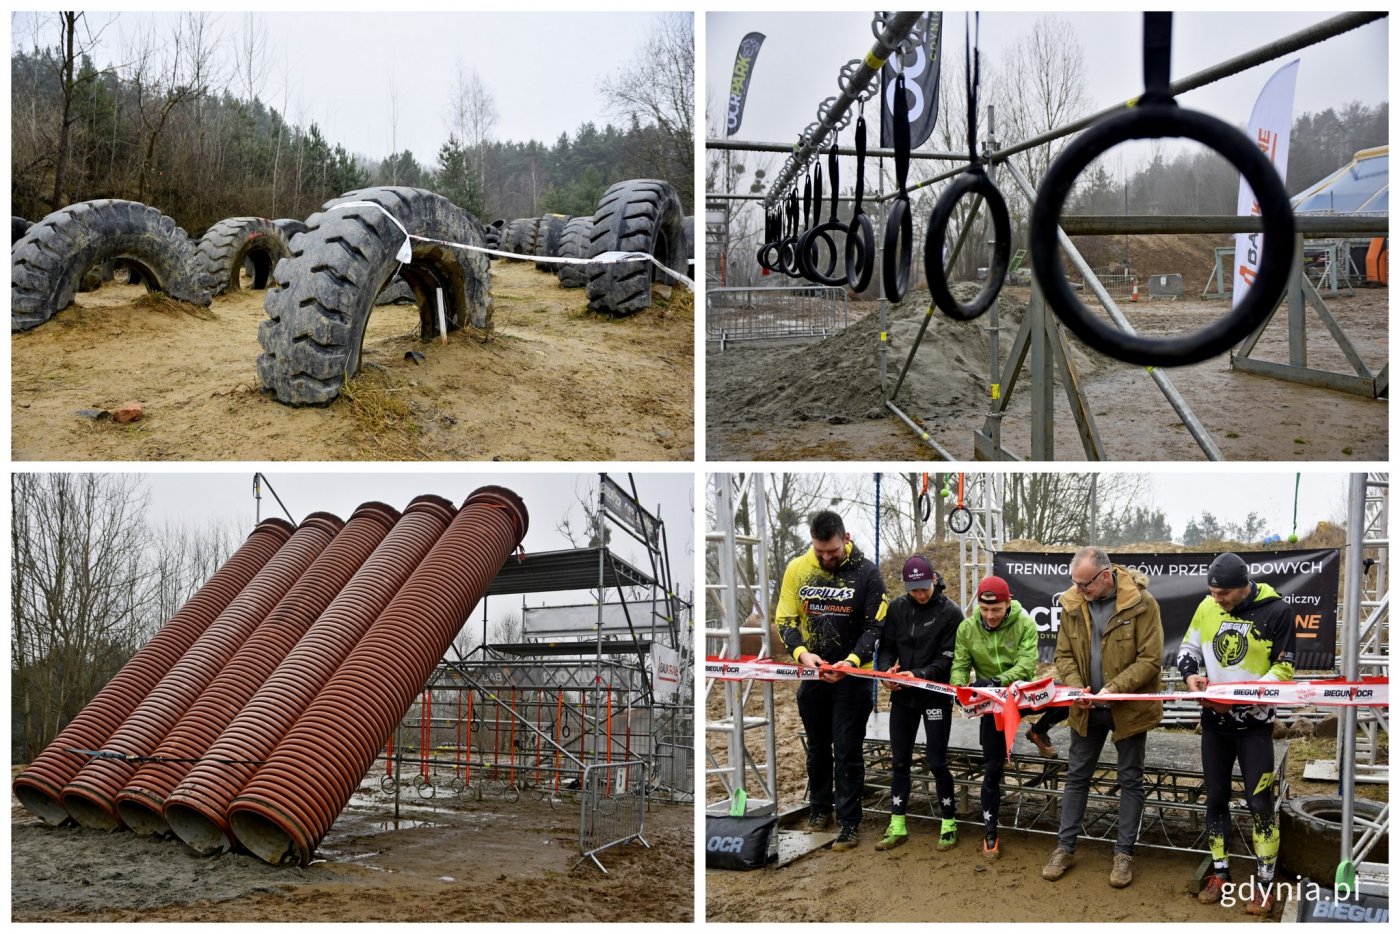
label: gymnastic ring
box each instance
[504,783,521,803]
[948,505,973,535]
[926,166,1012,321]
[757,241,779,272]
[416,777,436,799]
[776,236,800,277]
[448,775,466,794]
[561,724,572,739]
[918,492,931,523]
[845,212,875,292]
[486,778,507,798]
[796,224,840,282]
[1029,104,1294,367]
[883,197,913,302]
[380,775,397,795]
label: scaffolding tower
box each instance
[704,473,779,816]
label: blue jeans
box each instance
[798,676,873,828]
[1056,707,1147,855]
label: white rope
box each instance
[325,201,694,292]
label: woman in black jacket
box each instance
[874,555,964,851]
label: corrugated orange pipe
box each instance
[11,518,295,827]
[227,486,527,865]
[164,495,456,855]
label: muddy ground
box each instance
[706,284,1387,462]
[12,779,693,922]
[12,262,693,461]
[704,673,1380,923]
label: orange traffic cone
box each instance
[1130,281,1139,302]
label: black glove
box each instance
[970,678,999,689]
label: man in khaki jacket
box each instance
[1041,546,1163,889]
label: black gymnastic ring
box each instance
[797,223,841,282]
[1029,104,1294,367]
[777,236,800,277]
[918,492,932,523]
[948,506,973,535]
[883,197,913,303]
[758,241,780,272]
[926,167,1012,322]
[845,212,875,292]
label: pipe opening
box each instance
[165,802,232,855]
[13,782,72,827]
[60,790,122,832]
[115,796,172,837]
[229,806,304,866]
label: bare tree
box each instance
[130,12,222,202]
[446,62,498,196]
[47,12,118,211]
[1003,473,1148,545]
[599,13,694,201]
[11,474,152,761]
[1000,15,1091,194]
[236,14,270,106]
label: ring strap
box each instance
[854,115,867,210]
[827,142,841,222]
[893,72,911,196]
[813,162,824,223]
[964,12,981,163]
[1141,13,1176,107]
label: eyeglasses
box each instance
[1070,568,1107,590]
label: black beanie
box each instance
[1207,552,1249,589]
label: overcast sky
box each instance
[12,11,675,162]
[766,471,1352,562]
[111,472,695,629]
[707,12,1388,147]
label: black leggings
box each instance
[1202,725,1279,879]
[1030,704,1069,736]
[887,703,955,819]
[979,714,1006,839]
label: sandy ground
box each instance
[12,262,693,461]
[11,780,693,922]
[703,672,1378,923]
[706,285,1387,462]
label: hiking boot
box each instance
[1041,846,1076,881]
[806,811,833,832]
[831,824,860,851]
[982,835,1001,861]
[1109,852,1134,888]
[1198,874,1226,905]
[937,819,958,851]
[1245,885,1274,916]
[1026,726,1058,759]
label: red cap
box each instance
[976,575,1011,605]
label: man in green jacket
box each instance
[1041,546,1163,890]
[951,575,1038,861]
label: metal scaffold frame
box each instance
[703,473,779,816]
[706,13,1388,462]
[955,473,1006,610]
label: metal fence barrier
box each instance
[706,285,851,348]
[576,760,649,872]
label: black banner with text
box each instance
[992,549,1340,670]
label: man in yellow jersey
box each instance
[776,510,887,852]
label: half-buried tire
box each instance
[555,215,594,289]
[585,179,685,315]
[194,216,296,296]
[256,186,492,406]
[11,199,209,332]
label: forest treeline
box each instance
[11,25,693,236]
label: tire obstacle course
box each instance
[11,174,693,408]
[707,12,1388,460]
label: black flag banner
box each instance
[726,32,766,137]
[880,12,943,150]
[992,549,1341,670]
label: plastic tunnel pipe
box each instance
[11,518,295,827]
[163,495,456,855]
[115,502,400,835]
[228,486,528,866]
[59,513,342,831]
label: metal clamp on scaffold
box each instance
[845,108,876,291]
[882,71,915,302]
[1029,12,1295,367]
[926,14,1011,322]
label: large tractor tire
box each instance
[555,215,594,289]
[194,217,296,296]
[533,213,571,273]
[12,216,33,245]
[682,215,695,280]
[273,218,309,240]
[256,187,492,406]
[1279,795,1388,883]
[502,217,539,258]
[585,179,686,315]
[11,199,208,332]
